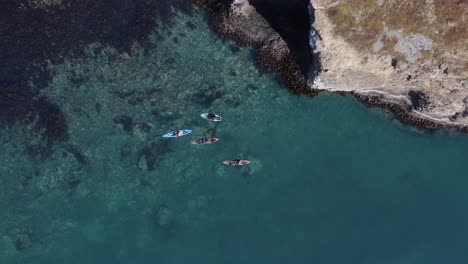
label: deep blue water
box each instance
[1,9,468,264]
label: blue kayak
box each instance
[162,129,192,138]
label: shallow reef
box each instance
[0,10,273,261]
[0,0,195,142]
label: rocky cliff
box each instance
[211,0,468,131]
[312,0,468,130]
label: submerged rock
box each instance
[63,144,88,165]
[10,229,38,252]
[137,141,170,172]
[0,84,68,142]
[138,146,157,171]
[26,142,53,163]
[193,85,224,107]
[113,115,134,133]
[15,234,34,251]
[134,123,152,140]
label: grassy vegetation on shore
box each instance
[326,0,467,70]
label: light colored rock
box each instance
[311,0,468,127]
[231,0,256,17]
[386,29,433,63]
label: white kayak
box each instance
[200,113,222,122]
[162,129,192,138]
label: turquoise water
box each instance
[1,10,468,263]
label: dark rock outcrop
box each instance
[249,0,313,77]
[408,90,429,110]
[137,141,170,171]
[209,0,319,95]
[339,91,467,133]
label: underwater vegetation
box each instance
[0,0,196,142]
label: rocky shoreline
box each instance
[339,91,468,132]
[208,0,317,96]
[206,0,468,132]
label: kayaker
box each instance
[198,138,208,144]
[207,113,218,121]
[192,137,219,145]
[222,158,250,166]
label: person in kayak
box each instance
[192,137,219,145]
[207,113,219,121]
[229,159,241,165]
[194,138,208,144]
[174,130,180,137]
[222,156,250,166]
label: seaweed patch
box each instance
[0,0,195,143]
[137,141,171,172]
[113,115,134,133]
[192,85,224,107]
[33,97,69,142]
